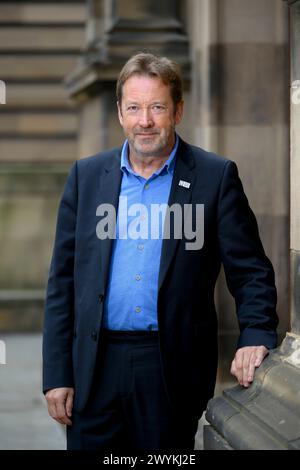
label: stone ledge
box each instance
[205,334,300,449]
[0,290,45,332]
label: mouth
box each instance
[135,133,159,137]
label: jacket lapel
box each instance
[158,138,196,291]
[97,149,122,294]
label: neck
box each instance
[129,155,168,179]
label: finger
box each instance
[66,391,74,418]
[60,415,72,426]
[230,359,236,376]
[231,360,240,385]
[235,350,244,385]
[47,401,57,420]
[231,359,243,386]
[234,349,244,371]
[254,347,268,367]
[243,349,257,386]
[56,399,72,426]
[246,351,257,385]
[242,351,251,387]
[45,392,56,414]
[247,352,257,383]
[52,401,68,425]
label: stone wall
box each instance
[0,1,86,330]
[187,0,290,380]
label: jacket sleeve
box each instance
[217,160,278,350]
[42,161,78,392]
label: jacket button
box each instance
[91,331,98,341]
[98,294,104,303]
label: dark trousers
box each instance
[67,330,199,451]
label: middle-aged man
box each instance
[43,53,278,451]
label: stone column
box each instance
[204,0,300,450]
[65,0,190,158]
[290,1,300,336]
[186,0,289,388]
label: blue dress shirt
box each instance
[102,135,179,330]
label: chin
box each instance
[136,144,163,156]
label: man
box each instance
[43,53,278,451]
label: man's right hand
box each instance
[45,387,74,426]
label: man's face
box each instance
[118,75,183,158]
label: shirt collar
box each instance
[120,134,179,177]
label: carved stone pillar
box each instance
[204,0,300,450]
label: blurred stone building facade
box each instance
[0,0,289,383]
[0,0,86,329]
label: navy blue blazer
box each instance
[43,137,278,417]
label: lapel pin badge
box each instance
[178,179,191,189]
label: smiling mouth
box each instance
[135,133,158,137]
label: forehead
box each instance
[122,75,172,102]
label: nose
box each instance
[138,108,154,127]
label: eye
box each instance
[152,105,166,112]
[127,105,139,112]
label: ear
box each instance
[175,100,184,126]
[117,101,124,126]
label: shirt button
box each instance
[137,244,144,251]
[145,184,150,189]
[135,306,141,313]
[135,274,141,281]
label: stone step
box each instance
[0,55,80,80]
[0,3,85,24]
[6,83,75,109]
[0,112,78,135]
[0,291,45,332]
[0,26,84,51]
[0,138,77,162]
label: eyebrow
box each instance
[124,100,167,106]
